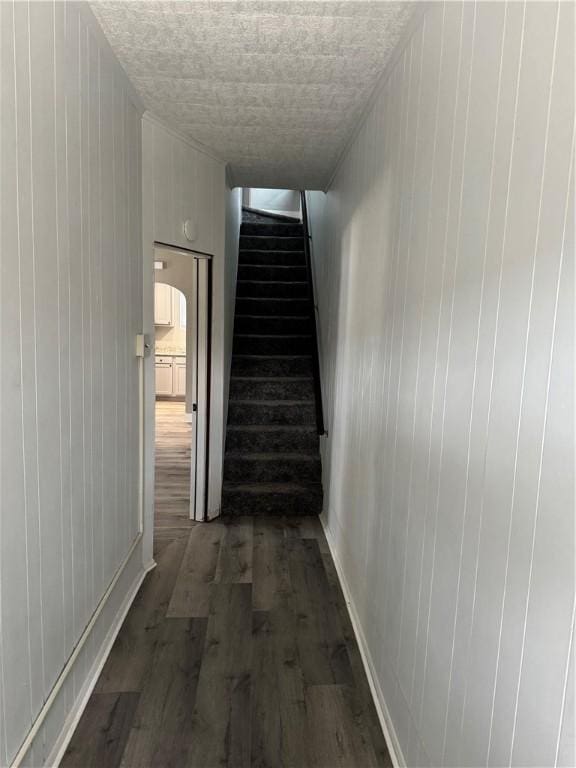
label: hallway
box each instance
[61,516,391,767]
[2,2,573,765]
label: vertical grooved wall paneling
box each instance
[0,2,143,764]
[142,115,228,519]
[307,2,574,766]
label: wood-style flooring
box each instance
[61,403,392,768]
[154,401,193,531]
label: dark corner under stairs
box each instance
[222,208,323,516]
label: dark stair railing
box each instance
[300,190,325,436]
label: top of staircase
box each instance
[242,206,301,225]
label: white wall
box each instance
[141,116,228,526]
[1,2,147,765]
[248,187,301,217]
[308,2,574,767]
[224,186,242,435]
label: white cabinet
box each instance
[155,361,173,395]
[155,356,186,397]
[154,283,173,326]
[173,360,186,396]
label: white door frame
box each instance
[151,244,212,523]
[194,258,210,520]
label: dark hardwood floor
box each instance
[61,405,391,768]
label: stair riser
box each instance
[239,235,303,251]
[237,281,308,299]
[241,223,303,237]
[234,315,311,335]
[222,488,323,516]
[227,401,316,426]
[239,250,305,266]
[226,428,318,453]
[233,335,312,355]
[229,378,314,401]
[231,356,313,377]
[224,457,321,483]
[238,265,307,282]
[236,297,309,316]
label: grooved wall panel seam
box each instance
[307,2,571,763]
[1,2,144,760]
[487,4,560,760]
[441,3,508,761]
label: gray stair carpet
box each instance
[222,211,323,516]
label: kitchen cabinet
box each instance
[155,355,186,397]
[173,360,186,396]
[154,283,173,326]
[155,356,174,395]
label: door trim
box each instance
[151,244,213,523]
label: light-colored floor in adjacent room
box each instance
[154,400,194,531]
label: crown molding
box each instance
[323,2,432,192]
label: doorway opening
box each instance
[153,247,212,529]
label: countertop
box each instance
[155,348,186,357]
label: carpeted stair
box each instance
[222,210,323,516]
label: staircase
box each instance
[222,209,323,516]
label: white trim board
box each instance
[319,513,406,768]
[45,558,156,768]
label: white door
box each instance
[194,257,210,520]
[186,260,199,522]
[153,247,212,523]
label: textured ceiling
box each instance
[91,1,416,189]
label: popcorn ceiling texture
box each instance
[90,1,415,189]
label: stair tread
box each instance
[226,424,317,432]
[238,250,304,254]
[225,452,320,461]
[236,296,308,301]
[240,263,306,268]
[235,314,310,320]
[230,398,314,406]
[233,354,312,359]
[234,334,312,339]
[230,376,313,381]
[223,482,322,493]
[237,280,308,285]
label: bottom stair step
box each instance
[222,482,323,516]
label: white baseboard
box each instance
[319,513,406,768]
[46,559,156,767]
